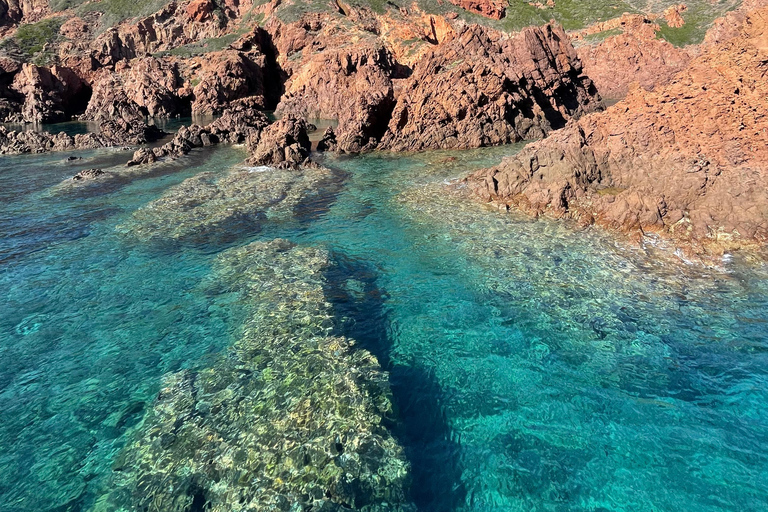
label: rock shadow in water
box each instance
[322,252,467,511]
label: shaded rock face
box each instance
[85,59,186,121]
[466,7,768,254]
[98,239,413,512]
[122,57,189,118]
[9,63,89,123]
[0,0,47,29]
[379,23,602,152]
[276,44,397,152]
[82,71,164,144]
[575,15,693,100]
[190,49,270,114]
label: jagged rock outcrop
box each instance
[90,0,243,65]
[0,0,47,30]
[127,106,270,165]
[85,59,187,120]
[0,126,102,154]
[10,63,88,123]
[466,7,768,254]
[190,49,270,114]
[246,116,311,168]
[575,14,693,99]
[378,23,602,151]
[276,43,397,152]
[446,0,505,19]
[83,71,164,144]
[122,57,188,118]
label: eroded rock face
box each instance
[10,63,88,123]
[83,71,164,144]
[466,7,768,254]
[379,23,602,151]
[122,57,188,118]
[190,49,270,114]
[575,15,693,100]
[98,239,413,512]
[445,0,505,19]
[276,43,397,152]
[0,0,47,29]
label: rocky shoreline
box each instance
[1,0,763,259]
[465,4,768,258]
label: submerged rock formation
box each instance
[378,23,602,151]
[98,239,414,512]
[466,6,768,255]
[119,163,335,244]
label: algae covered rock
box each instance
[96,240,413,512]
[118,164,336,244]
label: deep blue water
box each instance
[1,143,767,512]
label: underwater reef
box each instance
[94,239,413,512]
[118,164,337,245]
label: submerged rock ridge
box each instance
[466,6,768,255]
[378,23,602,152]
[96,239,414,512]
[119,161,335,244]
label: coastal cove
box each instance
[1,143,767,511]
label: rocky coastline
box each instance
[465,4,768,258]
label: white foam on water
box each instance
[241,166,273,173]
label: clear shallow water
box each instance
[1,143,767,511]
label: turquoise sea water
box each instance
[1,143,767,511]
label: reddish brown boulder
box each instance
[379,23,602,151]
[466,7,768,255]
[246,116,311,168]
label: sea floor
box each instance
[0,143,766,511]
